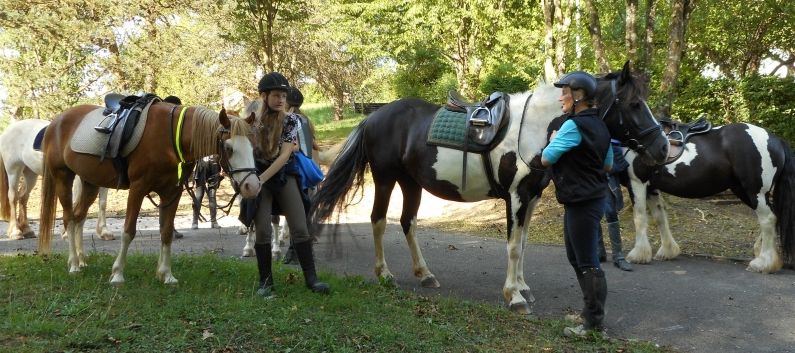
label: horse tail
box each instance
[317,138,347,166]
[310,119,369,229]
[773,137,795,264]
[38,158,57,254]
[0,153,10,221]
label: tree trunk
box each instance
[654,0,697,118]
[625,0,639,64]
[641,0,658,79]
[553,0,573,78]
[584,0,611,73]
[542,0,556,82]
[330,88,345,121]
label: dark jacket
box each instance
[549,108,611,204]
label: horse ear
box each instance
[621,61,632,82]
[243,96,252,107]
[219,108,231,129]
[245,112,255,124]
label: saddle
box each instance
[94,93,160,187]
[445,91,511,191]
[659,115,713,163]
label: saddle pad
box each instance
[33,126,48,151]
[426,108,508,153]
[70,100,153,157]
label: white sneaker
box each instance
[563,324,606,338]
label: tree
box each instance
[654,0,696,118]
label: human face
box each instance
[265,90,288,112]
[558,86,574,114]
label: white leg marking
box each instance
[372,218,393,280]
[404,217,436,285]
[626,180,653,264]
[158,243,178,284]
[648,193,680,260]
[110,232,133,284]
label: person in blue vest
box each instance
[597,139,633,271]
[240,72,329,296]
[541,71,611,338]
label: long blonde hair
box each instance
[257,92,287,159]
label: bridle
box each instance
[217,128,258,195]
[599,79,660,154]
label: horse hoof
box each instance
[8,234,25,240]
[23,231,36,239]
[100,232,115,241]
[242,249,254,257]
[520,289,535,303]
[508,301,533,314]
[420,276,440,288]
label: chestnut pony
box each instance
[38,102,261,284]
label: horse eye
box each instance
[629,102,640,109]
[225,145,233,154]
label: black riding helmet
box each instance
[553,71,597,102]
[258,72,291,93]
[286,86,304,107]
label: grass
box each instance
[302,103,365,143]
[0,253,676,352]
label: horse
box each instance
[234,97,346,259]
[310,61,670,313]
[37,101,262,284]
[621,122,795,273]
[0,119,114,240]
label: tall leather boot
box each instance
[282,239,298,265]
[254,243,274,296]
[294,240,330,293]
[209,191,220,229]
[609,222,632,271]
[565,267,607,337]
[160,205,183,239]
[597,226,607,262]
[191,203,200,230]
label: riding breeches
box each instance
[563,197,606,270]
[253,175,310,245]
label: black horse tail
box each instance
[310,119,369,231]
[773,137,795,264]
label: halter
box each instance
[599,79,660,153]
[217,127,258,195]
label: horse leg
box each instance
[271,215,282,260]
[110,189,145,284]
[155,189,182,284]
[398,180,439,288]
[51,171,80,273]
[4,165,24,240]
[17,167,38,238]
[504,197,539,314]
[72,180,100,268]
[626,181,653,264]
[95,187,114,240]
[647,192,681,261]
[371,179,397,283]
[747,203,783,273]
[242,224,256,257]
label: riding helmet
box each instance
[553,71,597,100]
[286,86,304,107]
[257,72,291,93]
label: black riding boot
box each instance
[609,222,632,271]
[565,266,587,324]
[209,190,220,229]
[254,243,274,296]
[191,204,200,230]
[294,240,330,293]
[582,267,607,330]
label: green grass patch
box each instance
[302,103,365,143]
[0,253,675,352]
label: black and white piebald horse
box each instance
[311,62,670,313]
[622,122,795,273]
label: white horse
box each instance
[237,97,345,258]
[0,119,114,240]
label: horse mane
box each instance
[598,71,650,101]
[190,107,251,159]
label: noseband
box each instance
[217,128,258,194]
[599,80,660,153]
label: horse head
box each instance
[596,61,669,165]
[216,108,261,199]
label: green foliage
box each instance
[0,253,675,352]
[391,49,457,104]
[674,75,795,142]
[479,62,539,95]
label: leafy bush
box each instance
[478,62,538,95]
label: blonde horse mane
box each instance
[190,107,252,159]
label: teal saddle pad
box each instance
[426,108,508,152]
